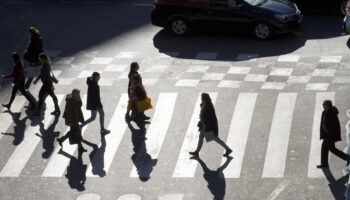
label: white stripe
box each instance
[0,97,26,140]
[86,94,129,177]
[0,95,64,177]
[42,95,88,177]
[130,93,177,177]
[308,92,335,178]
[173,93,217,177]
[220,93,257,178]
[262,93,297,178]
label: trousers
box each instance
[81,108,105,129]
[321,139,349,165]
[195,128,229,152]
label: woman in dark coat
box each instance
[57,89,87,153]
[24,26,44,89]
[189,93,232,157]
[33,53,60,117]
[80,72,110,135]
[1,52,36,110]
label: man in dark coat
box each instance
[317,100,350,168]
[189,93,232,157]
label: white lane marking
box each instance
[262,93,297,178]
[0,97,26,140]
[86,94,128,177]
[173,93,217,177]
[76,193,101,200]
[308,92,335,178]
[0,95,64,177]
[117,194,142,200]
[220,93,257,178]
[42,95,88,177]
[159,194,184,200]
[130,93,177,177]
[266,181,289,200]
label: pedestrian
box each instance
[80,72,110,135]
[317,100,350,168]
[1,52,37,110]
[189,93,232,157]
[128,62,141,98]
[57,89,87,153]
[126,74,152,135]
[23,26,44,89]
[33,53,60,117]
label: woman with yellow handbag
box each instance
[126,74,152,135]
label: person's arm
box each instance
[2,65,17,79]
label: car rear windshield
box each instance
[244,0,264,6]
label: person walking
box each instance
[23,26,43,89]
[128,62,141,98]
[57,89,87,153]
[80,72,110,135]
[189,93,232,157]
[33,53,60,117]
[317,100,350,168]
[1,52,36,110]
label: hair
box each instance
[11,52,23,68]
[323,100,332,107]
[128,62,139,78]
[92,72,100,80]
[28,26,40,36]
[131,74,141,83]
[38,53,52,68]
[72,89,80,96]
[201,93,213,105]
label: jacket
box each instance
[63,95,84,127]
[199,103,219,137]
[86,77,102,110]
[320,106,341,142]
[38,64,52,86]
[25,35,43,63]
[4,63,25,85]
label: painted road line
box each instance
[220,93,257,178]
[262,93,297,178]
[0,95,64,177]
[173,93,217,177]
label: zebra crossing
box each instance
[0,91,347,179]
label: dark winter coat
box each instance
[86,77,102,110]
[128,71,142,96]
[199,103,219,137]
[320,106,341,142]
[4,63,25,86]
[63,95,84,127]
[24,35,43,63]
[38,64,53,86]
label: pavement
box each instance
[0,1,350,200]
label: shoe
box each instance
[347,157,350,166]
[223,149,233,157]
[101,129,111,135]
[78,147,87,153]
[317,164,329,168]
[189,151,199,156]
[57,138,63,147]
[2,104,10,109]
[51,109,60,116]
[27,103,36,110]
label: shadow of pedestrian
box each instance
[127,121,157,182]
[35,115,60,158]
[1,109,29,145]
[59,149,87,192]
[84,137,106,177]
[190,156,233,200]
[322,168,348,200]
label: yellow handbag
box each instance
[135,97,153,112]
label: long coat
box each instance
[199,103,219,137]
[320,106,341,142]
[24,34,43,63]
[63,95,84,127]
[86,77,102,110]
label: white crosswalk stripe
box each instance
[220,93,257,178]
[308,92,335,178]
[173,93,217,178]
[0,95,64,177]
[262,93,297,178]
[130,93,177,178]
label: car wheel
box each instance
[339,0,348,16]
[252,22,273,40]
[168,17,188,36]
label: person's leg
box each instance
[34,85,47,115]
[24,77,33,89]
[19,85,36,106]
[320,140,330,166]
[213,136,230,150]
[81,109,97,127]
[97,108,105,130]
[47,88,60,114]
[3,85,19,109]
[194,129,205,153]
[328,141,350,161]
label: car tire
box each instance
[338,0,348,16]
[252,22,274,40]
[167,17,189,36]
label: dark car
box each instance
[290,0,348,16]
[151,0,303,39]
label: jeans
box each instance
[81,108,105,130]
[195,128,229,152]
[8,83,36,106]
[37,84,59,113]
[321,139,349,165]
